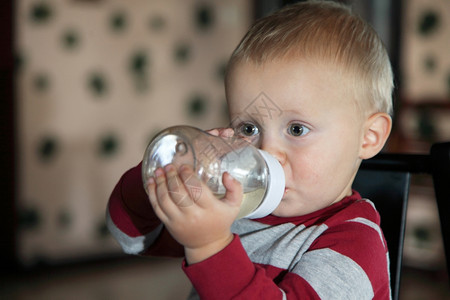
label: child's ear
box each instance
[360,112,392,159]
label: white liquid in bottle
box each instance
[214,188,266,219]
[237,188,266,219]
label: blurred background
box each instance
[1,0,449,299]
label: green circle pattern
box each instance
[88,72,108,97]
[62,29,80,50]
[38,136,58,162]
[99,134,119,157]
[110,11,127,33]
[30,2,53,24]
[418,11,439,36]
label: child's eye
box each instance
[288,123,310,136]
[238,123,259,137]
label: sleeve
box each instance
[182,235,320,300]
[106,162,184,257]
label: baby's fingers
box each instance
[220,128,235,138]
[179,165,204,205]
[146,176,169,222]
[206,128,234,138]
[222,172,243,208]
[206,128,220,136]
[152,168,181,219]
[165,165,194,207]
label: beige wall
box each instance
[15,0,251,264]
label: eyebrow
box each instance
[231,107,309,119]
[229,114,260,125]
[275,108,311,120]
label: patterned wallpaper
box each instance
[15,0,251,265]
[401,0,450,102]
[398,0,449,270]
[398,0,450,152]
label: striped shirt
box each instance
[107,163,391,299]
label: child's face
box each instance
[226,59,368,217]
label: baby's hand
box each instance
[206,127,235,138]
[146,164,242,264]
[208,127,257,145]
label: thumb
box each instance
[222,172,243,208]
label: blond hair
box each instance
[227,1,393,115]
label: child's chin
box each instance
[272,204,300,218]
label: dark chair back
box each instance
[353,168,410,300]
[353,142,450,300]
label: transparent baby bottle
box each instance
[142,125,285,219]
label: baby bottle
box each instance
[142,125,285,219]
